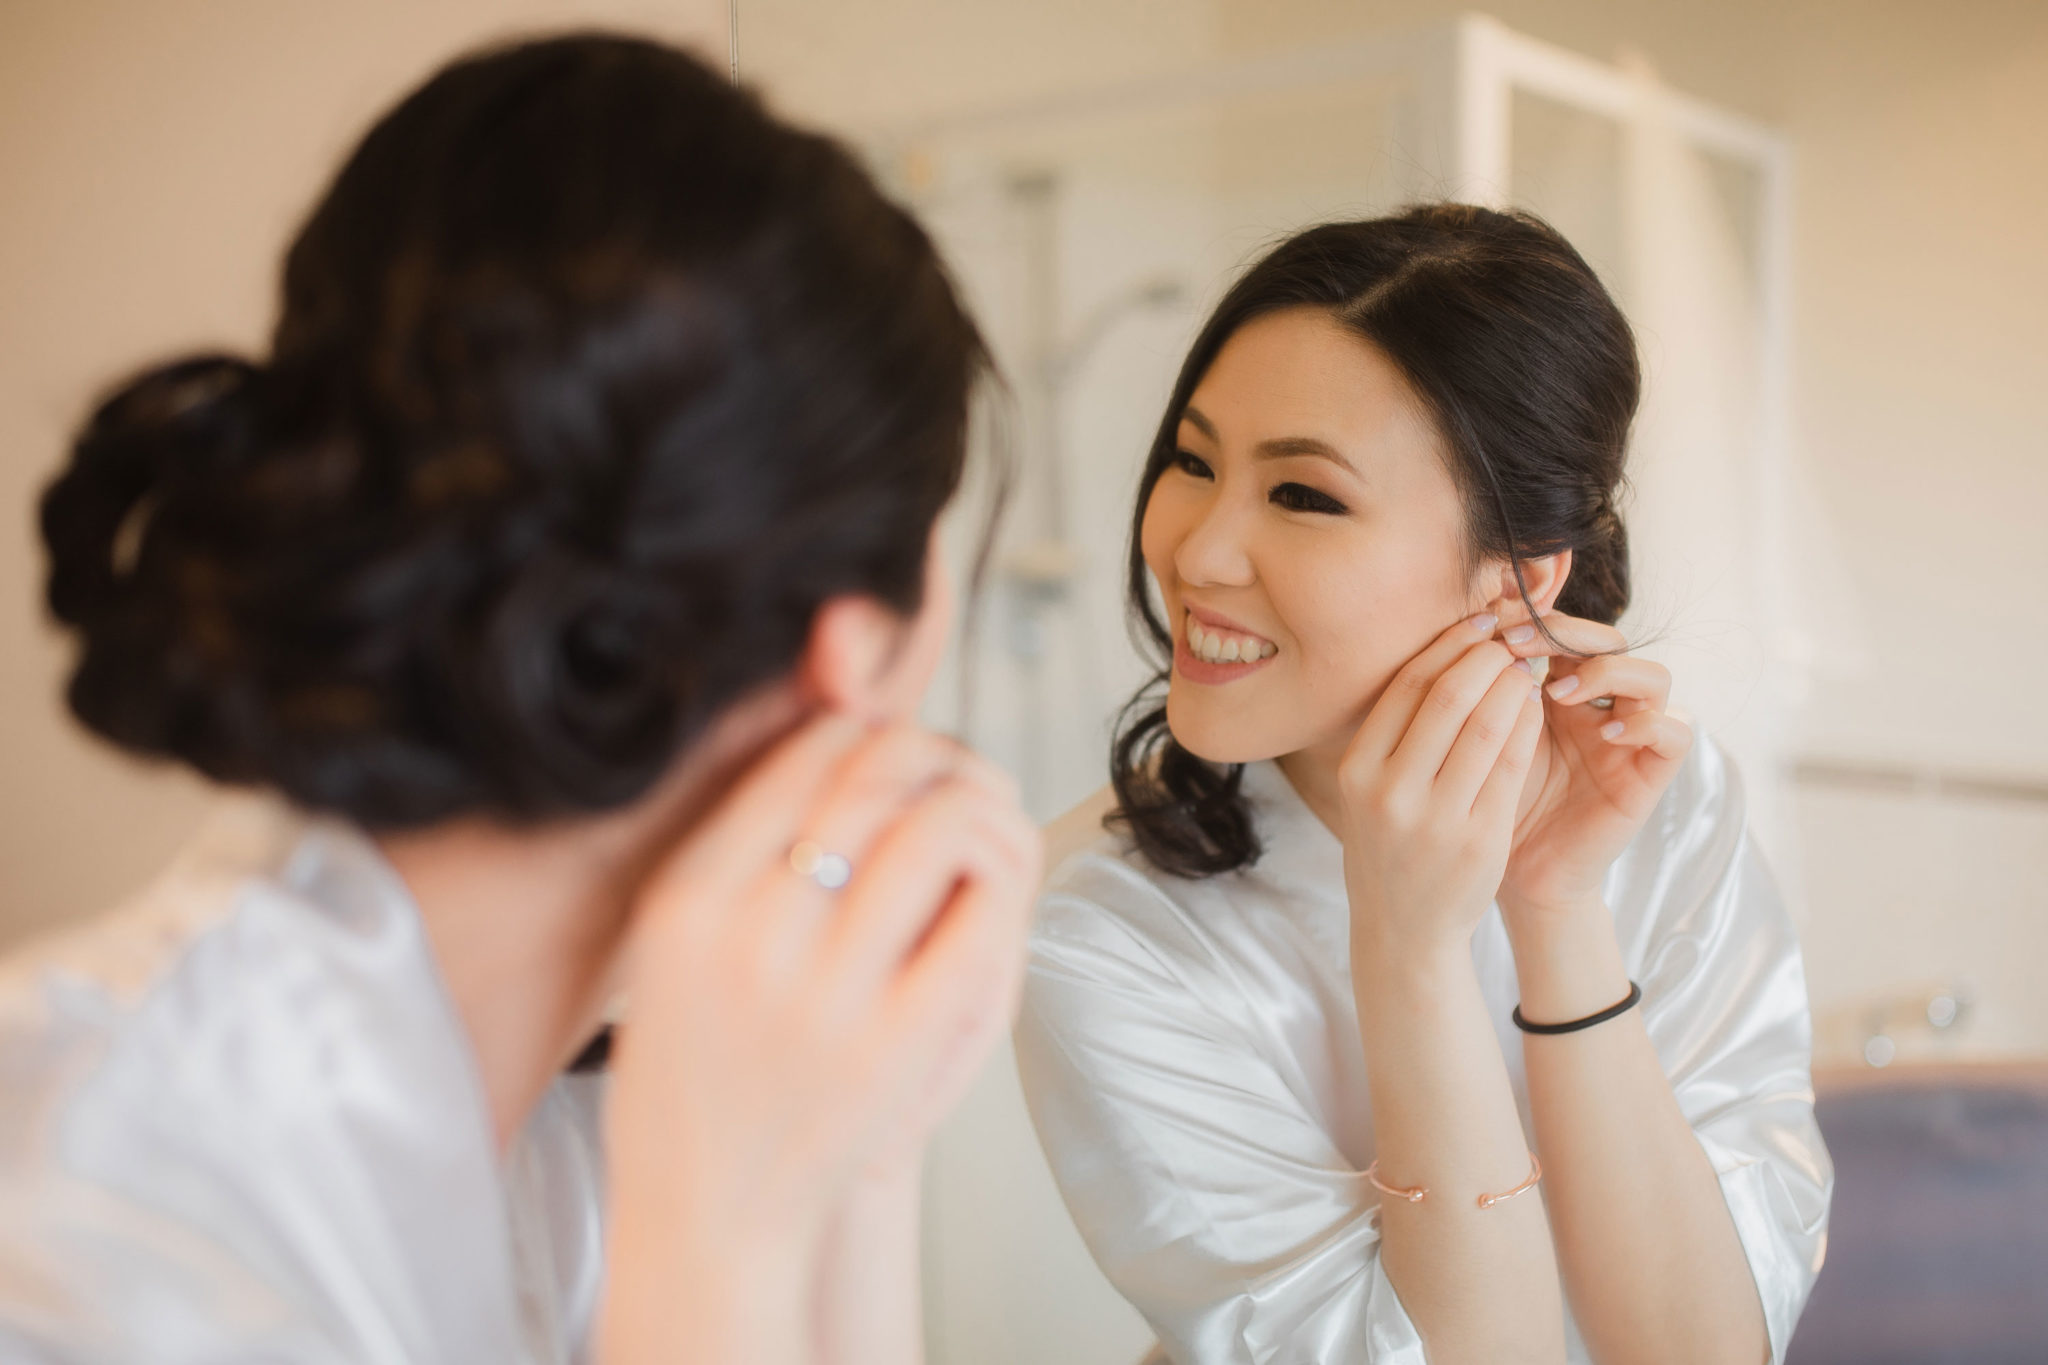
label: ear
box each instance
[795,530,952,725]
[1484,548,1573,624]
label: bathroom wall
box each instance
[2,6,2042,1365]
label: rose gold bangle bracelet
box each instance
[1367,1153,1543,1210]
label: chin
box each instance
[1163,691,1292,767]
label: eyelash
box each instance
[1169,451,1351,516]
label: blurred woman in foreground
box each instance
[0,33,1037,1365]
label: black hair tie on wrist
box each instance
[1513,980,1643,1035]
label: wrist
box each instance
[1506,901,1634,1027]
[813,1158,925,1365]
[842,1154,924,1215]
[1350,932,1484,1041]
[1350,923,1473,994]
[600,1213,821,1365]
[1497,882,1606,925]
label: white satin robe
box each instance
[0,797,607,1363]
[1015,731,1834,1364]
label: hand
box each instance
[1338,611,1547,965]
[1494,610,1693,926]
[597,715,1041,1365]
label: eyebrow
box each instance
[1180,405,1362,478]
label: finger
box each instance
[1542,653,1672,717]
[876,850,1034,1100]
[1499,609,1626,661]
[782,727,970,903]
[1594,708,1694,767]
[1436,665,1542,813]
[754,726,976,968]
[636,712,869,914]
[943,748,1027,821]
[821,779,1034,1005]
[1353,611,1504,762]
[1382,640,1522,790]
[1472,686,1546,827]
[879,746,1038,892]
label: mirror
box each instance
[2,3,2041,1362]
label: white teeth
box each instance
[1184,610,1274,665]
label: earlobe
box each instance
[796,532,952,725]
[798,596,897,721]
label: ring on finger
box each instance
[788,839,854,891]
[1588,695,1617,711]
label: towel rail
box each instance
[1790,758,2048,807]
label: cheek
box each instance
[1137,487,1182,595]
[1279,536,1468,691]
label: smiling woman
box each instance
[1015,204,1832,1365]
[1112,209,1638,878]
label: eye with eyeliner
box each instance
[1170,448,1349,516]
[1271,482,1348,515]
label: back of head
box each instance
[41,33,988,828]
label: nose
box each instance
[1173,491,1256,590]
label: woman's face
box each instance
[1140,305,1491,766]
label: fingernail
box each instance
[1471,612,1498,634]
[1504,624,1535,645]
[1600,720,1626,741]
[1546,675,1580,698]
[1512,657,1533,674]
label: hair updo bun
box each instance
[39,34,989,828]
[1555,499,1631,626]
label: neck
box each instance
[379,686,805,1152]
[1274,733,1349,835]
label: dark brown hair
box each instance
[40,33,990,827]
[1110,203,1640,878]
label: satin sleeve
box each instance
[1014,867,1426,1365]
[1619,736,1834,1363]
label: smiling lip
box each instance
[1176,604,1278,684]
[1182,602,1272,644]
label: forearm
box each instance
[1353,937,1565,1364]
[596,1061,827,1365]
[597,1178,821,1365]
[814,1160,926,1365]
[1511,905,1768,1365]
